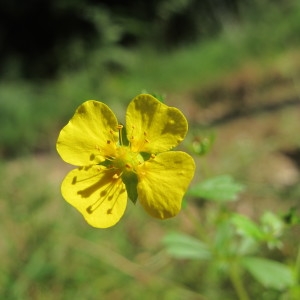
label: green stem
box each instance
[229,261,250,300]
[294,242,300,284]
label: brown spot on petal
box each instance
[86,206,93,214]
[100,190,107,197]
[72,176,77,184]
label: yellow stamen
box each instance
[117,124,123,146]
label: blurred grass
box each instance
[0,157,206,299]
[1,1,300,299]
[1,0,300,156]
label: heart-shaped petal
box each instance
[136,151,195,219]
[61,165,127,228]
[126,94,188,153]
[57,100,119,166]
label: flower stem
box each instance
[295,242,300,284]
[229,261,250,300]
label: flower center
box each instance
[112,146,144,174]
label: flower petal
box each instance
[57,100,119,166]
[136,151,195,219]
[126,94,188,153]
[61,165,127,228]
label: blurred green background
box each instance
[1,0,300,299]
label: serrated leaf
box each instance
[188,175,244,202]
[261,211,284,236]
[163,232,211,260]
[231,214,265,240]
[242,257,294,290]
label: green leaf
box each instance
[260,211,285,249]
[261,211,284,236]
[242,257,294,290]
[188,175,244,202]
[162,232,211,260]
[231,214,265,240]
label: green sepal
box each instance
[122,172,138,204]
[98,159,112,168]
[140,152,151,161]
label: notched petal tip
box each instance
[126,94,189,153]
[56,100,119,166]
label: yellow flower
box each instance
[56,94,195,228]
